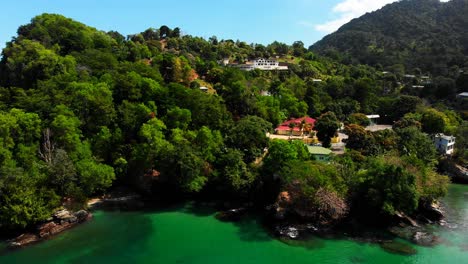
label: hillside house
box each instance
[433,133,456,155]
[275,117,316,136]
[307,146,332,162]
[234,58,288,71]
[457,92,468,99]
[366,114,380,125]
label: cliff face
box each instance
[310,0,468,75]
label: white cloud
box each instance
[314,0,451,33]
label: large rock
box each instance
[74,210,91,222]
[38,222,58,237]
[422,203,444,222]
[8,233,39,248]
[394,211,419,227]
[380,241,417,255]
[412,232,440,247]
[276,226,300,239]
[8,209,92,249]
[54,209,77,223]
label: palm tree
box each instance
[288,122,296,139]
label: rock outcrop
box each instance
[8,209,92,249]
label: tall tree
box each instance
[315,112,340,148]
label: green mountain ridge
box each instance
[311,0,468,76]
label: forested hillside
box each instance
[0,14,462,232]
[311,0,468,78]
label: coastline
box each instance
[7,209,92,249]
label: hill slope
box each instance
[310,0,468,76]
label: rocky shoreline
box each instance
[4,190,145,250]
[7,209,92,249]
[4,192,449,254]
[213,200,448,255]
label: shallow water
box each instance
[1,184,467,263]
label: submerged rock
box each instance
[215,208,247,222]
[380,241,417,255]
[412,232,440,247]
[275,226,301,239]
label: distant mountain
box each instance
[310,0,468,76]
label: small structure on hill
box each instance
[275,116,316,136]
[366,114,380,125]
[457,92,468,99]
[232,58,288,71]
[433,133,456,155]
[307,146,332,162]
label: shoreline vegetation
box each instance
[0,9,466,255]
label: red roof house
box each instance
[275,117,316,136]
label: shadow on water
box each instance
[66,211,154,263]
[232,216,273,242]
[105,200,276,244]
[179,201,217,217]
[349,256,366,263]
[0,211,155,264]
[181,202,275,243]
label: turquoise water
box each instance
[1,184,468,263]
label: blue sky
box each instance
[0,0,450,50]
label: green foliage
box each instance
[217,148,256,194]
[68,82,116,133]
[353,155,448,216]
[344,124,379,155]
[454,121,468,163]
[1,39,77,87]
[165,107,191,130]
[315,112,340,148]
[278,160,348,220]
[0,165,60,229]
[421,108,448,134]
[395,127,437,165]
[75,158,115,195]
[47,149,77,196]
[228,116,271,163]
[347,113,370,126]
[263,140,297,174]
[360,156,419,215]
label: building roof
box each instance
[458,92,468,97]
[307,146,332,155]
[275,117,316,132]
[280,116,316,126]
[276,125,301,131]
[434,133,455,141]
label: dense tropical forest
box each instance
[0,12,466,233]
[312,0,468,81]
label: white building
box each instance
[235,58,288,71]
[433,133,456,155]
[457,92,468,99]
[366,114,380,125]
